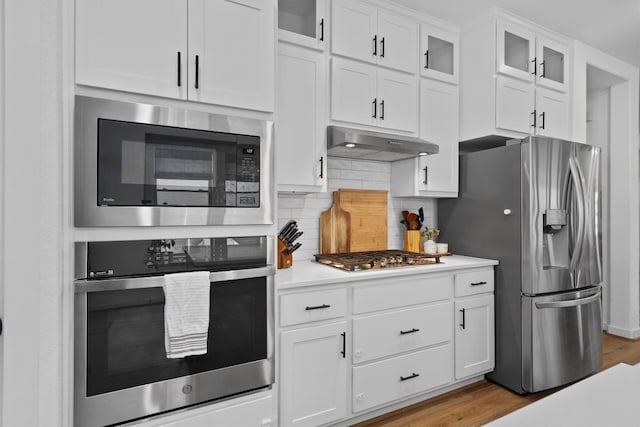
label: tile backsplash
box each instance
[277,158,437,261]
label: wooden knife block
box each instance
[277,238,292,269]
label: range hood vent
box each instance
[327,126,439,161]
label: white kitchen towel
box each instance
[163,271,211,358]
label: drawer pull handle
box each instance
[400,373,420,382]
[471,281,487,286]
[341,332,346,358]
[400,328,420,335]
[305,304,330,311]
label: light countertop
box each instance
[275,255,498,290]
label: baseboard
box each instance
[606,324,640,339]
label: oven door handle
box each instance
[74,266,276,293]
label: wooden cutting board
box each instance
[320,189,388,254]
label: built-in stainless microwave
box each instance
[74,96,274,226]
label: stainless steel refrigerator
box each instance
[439,136,603,394]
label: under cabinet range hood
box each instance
[327,126,439,161]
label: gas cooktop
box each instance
[314,250,446,272]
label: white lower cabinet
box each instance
[352,344,453,413]
[454,269,496,380]
[280,321,348,427]
[277,266,495,425]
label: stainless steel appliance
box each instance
[315,250,445,271]
[74,95,274,226]
[74,236,274,427]
[439,136,603,394]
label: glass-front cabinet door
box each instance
[278,0,327,50]
[496,17,535,82]
[535,35,569,92]
[420,23,459,84]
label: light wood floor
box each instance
[353,333,640,427]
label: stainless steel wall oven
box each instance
[74,236,274,427]
[74,95,274,226]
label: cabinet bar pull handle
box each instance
[195,55,200,89]
[341,332,346,358]
[424,50,429,69]
[319,18,324,41]
[460,308,466,329]
[372,35,377,56]
[531,57,537,75]
[530,110,536,128]
[319,156,324,179]
[540,60,546,78]
[400,373,420,381]
[423,166,428,185]
[177,52,182,87]
[305,304,330,311]
[372,98,377,118]
[471,281,487,286]
[539,111,545,129]
[380,100,385,120]
[400,328,420,335]
[380,37,385,57]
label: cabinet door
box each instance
[188,0,275,111]
[277,44,327,192]
[280,322,347,427]
[454,295,495,380]
[420,24,459,84]
[331,58,377,127]
[376,68,417,132]
[535,87,570,140]
[536,35,570,92]
[418,79,459,195]
[495,75,535,134]
[331,0,377,64]
[278,0,328,50]
[376,10,417,74]
[75,0,187,99]
[496,18,535,83]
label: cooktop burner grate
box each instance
[314,250,445,272]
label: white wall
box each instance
[586,89,611,326]
[2,0,65,425]
[573,41,640,338]
[277,158,437,261]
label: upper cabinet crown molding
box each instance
[76,0,275,112]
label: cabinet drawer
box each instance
[280,288,347,327]
[353,274,451,314]
[352,344,453,413]
[454,269,494,297]
[353,302,451,363]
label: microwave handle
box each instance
[75,265,276,293]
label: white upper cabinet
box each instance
[331,57,416,132]
[496,16,570,92]
[278,0,327,50]
[277,43,327,192]
[331,0,416,74]
[76,0,188,100]
[188,0,275,111]
[76,0,275,112]
[460,10,573,142]
[420,23,459,84]
[391,79,459,198]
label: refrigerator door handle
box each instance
[535,292,600,309]
[568,157,586,276]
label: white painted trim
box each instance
[606,324,640,340]
[572,40,640,338]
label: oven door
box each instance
[74,266,274,427]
